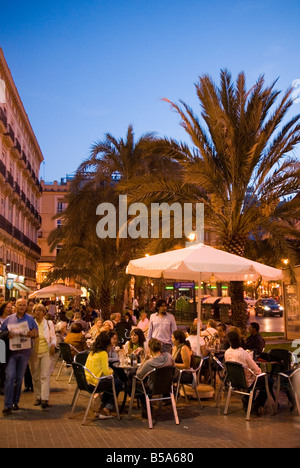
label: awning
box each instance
[13,283,24,292]
[12,283,31,293]
[18,283,31,292]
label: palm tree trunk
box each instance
[223,236,248,331]
[229,281,247,332]
[99,285,111,320]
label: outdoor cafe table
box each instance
[111,361,140,413]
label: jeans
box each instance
[5,350,31,408]
[243,376,274,410]
[94,376,123,411]
[161,343,172,354]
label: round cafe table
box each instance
[111,361,140,413]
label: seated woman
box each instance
[88,318,104,343]
[107,330,120,365]
[136,310,149,337]
[101,320,114,332]
[225,330,273,415]
[172,330,195,384]
[123,328,146,360]
[64,322,87,356]
[85,331,122,419]
[136,338,175,418]
[201,319,218,339]
[186,325,208,357]
[137,338,175,381]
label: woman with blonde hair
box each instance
[89,318,104,343]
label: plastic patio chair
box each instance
[175,356,209,410]
[224,361,274,421]
[74,350,89,366]
[213,356,227,407]
[265,348,293,377]
[69,362,120,425]
[56,342,79,383]
[127,366,179,429]
[275,367,300,415]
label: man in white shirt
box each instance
[132,297,140,320]
[148,299,177,354]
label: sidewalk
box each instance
[0,360,299,449]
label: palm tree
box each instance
[123,70,300,329]
[47,125,172,317]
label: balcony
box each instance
[0,159,6,180]
[13,181,21,197]
[0,213,41,257]
[3,123,15,147]
[22,234,41,256]
[0,107,7,133]
[21,150,27,165]
[11,137,22,159]
[24,159,32,177]
[6,171,14,188]
[20,190,26,204]
[0,214,13,236]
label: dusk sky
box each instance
[1,0,300,181]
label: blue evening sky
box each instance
[0,0,299,181]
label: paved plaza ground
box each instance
[0,356,299,450]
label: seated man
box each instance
[245,323,265,358]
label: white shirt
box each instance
[137,318,149,332]
[186,335,206,356]
[225,347,262,387]
[148,312,177,345]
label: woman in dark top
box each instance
[172,330,195,383]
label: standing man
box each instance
[148,299,177,354]
[132,296,140,320]
[1,298,38,416]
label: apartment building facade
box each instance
[0,48,43,298]
[36,178,71,287]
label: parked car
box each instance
[244,297,257,307]
[255,298,284,317]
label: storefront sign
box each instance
[6,279,14,290]
[174,282,195,289]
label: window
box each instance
[8,203,13,223]
[0,196,5,216]
[57,201,66,214]
[56,245,62,257]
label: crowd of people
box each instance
[0,293,275,419]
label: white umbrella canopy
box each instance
[29,284,83,299]
[126,243,283,282]
[126,243,283,354]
